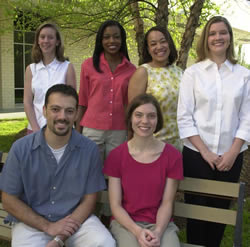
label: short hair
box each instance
[32,22,66,63]
[93,20,130,73]
[126,93,163,134]
[196,16,237,64]
[44,84,78,108]
[141,26,178,66]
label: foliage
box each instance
[0,0,221,64]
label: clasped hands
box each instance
[45,215,81,247]
[136,227,161,247]
[201,150,238,172]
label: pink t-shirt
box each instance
[78,53,136,130]
[103,142,183,223]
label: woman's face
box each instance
[102,25,122,56]
[147,30,170,66]
[131,103,158,138]
[207,22,230,59]
[38,27,59,56]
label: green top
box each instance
[141,63,183,149]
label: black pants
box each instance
[182,147,243,247]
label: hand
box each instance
[136,228,158,247]
[200,150,222,170]
[46,215,81,237]
[216,151,238,172]
[46,240,60,247]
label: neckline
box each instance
[126,142,167,165]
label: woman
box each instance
[76,20,136,160]
[177,16,250,247]
[24,22,76,133]
[128,26,182,149]
[104,94,183,247]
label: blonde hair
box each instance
[196,16,237,64]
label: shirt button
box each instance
[110,89,113,92]
[53,186,56,190]
[110,101,112,104]
[48,214,51,218]
[110,113,112,116]
[111,77,114,80]
[51,201,55,204]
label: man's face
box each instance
[43,93,77,137]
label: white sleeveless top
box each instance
[28,59,70,130]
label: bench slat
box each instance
[174,202,237,225]
[179,177,240,198]
[0,225,11,241]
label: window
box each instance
[14,30,35,104]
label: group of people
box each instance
[0,15,249,247]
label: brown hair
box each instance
[126,93,163,134]
[32,23,66,63]
[196,16,237,64]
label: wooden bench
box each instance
[0,150,245,246]
[97,177,245,247]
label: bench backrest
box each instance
[97,177,245,247]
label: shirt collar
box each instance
[36,58,60,71]
[100,52,130,67]
[32,127,82,151]
[201,59,233,72]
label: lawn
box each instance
[0,119,250,246]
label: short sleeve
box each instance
[78,59,91,107]
[103,144,126,178]
[85,144,106,194]
[0,143,24,195]
[165,145,183,180]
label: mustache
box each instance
[54,120,69,125]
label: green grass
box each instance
[0,118,28,152]
[0,119,250,246]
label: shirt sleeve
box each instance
[235,71,250,143]
[0,143,24,196]
[103,145,123,178]
[85,143,106,194]
[78,59,90,107]
[166,145,184,180]
[177,67,199,139]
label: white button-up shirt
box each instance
[177,59,250,155]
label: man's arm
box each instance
[1,192,80,237]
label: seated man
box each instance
[0,84,115,247]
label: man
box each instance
[0,84,115,247]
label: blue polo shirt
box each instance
[0,128,106,223]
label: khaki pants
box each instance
[82,127,127,162]
[110,220,180,247]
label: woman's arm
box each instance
[150,178,179,246]
[216,138,244,171]
[109,177,153,247]
[65,63,77,90]
[75,105,87,133]
[128,67,148,104]
[188,136,221,170]
[23,65,40,131]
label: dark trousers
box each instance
[182,146,243,247]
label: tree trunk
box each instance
[129,0,145,65]
[176,0,205,70]
[155,0,169,27]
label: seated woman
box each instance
[103,94,183,247]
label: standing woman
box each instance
[128,26,182,149]
[76,20,136,160]
[104,94,183,247]
[177,16,250,247]
[24,23,76,133]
